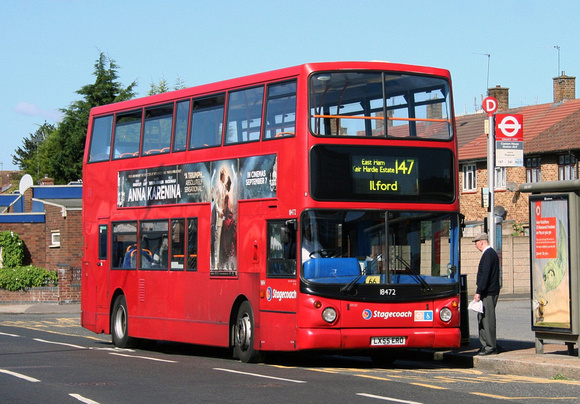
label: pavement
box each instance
[1,295,579,380]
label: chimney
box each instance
[553,71,576,103]
[488,85,509,111]
[39,175,54,186]
[426,95,442,120]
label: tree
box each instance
[11,122,55,183]
[46,53,137,183]
[148,78,170,95]
[148,76,187,95]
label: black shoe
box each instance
[478,349,498,356]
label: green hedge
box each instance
[0,266,58,291]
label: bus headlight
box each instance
[322,307,337,323]
[439,307,452,322]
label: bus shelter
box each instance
[520,180,580,357]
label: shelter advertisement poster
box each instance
[530,195,571,331]
[117,154,277,276]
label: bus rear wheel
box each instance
[111,295,139,348]
[233,301,263,363]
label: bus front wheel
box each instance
[233,301,263,363]
[111,295,139,348]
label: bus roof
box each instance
[89,61,451,116]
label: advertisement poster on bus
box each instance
[117,154,277,276]
[530,195,571,331]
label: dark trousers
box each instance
[478,294,499,351]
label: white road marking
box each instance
[357,393,423,403]
[0,331,21,337]
[34,338,86,349]
[108,352,178,363]
[0,368,40,382]
[69,393,101,404]
[214,367,307,383]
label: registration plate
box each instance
[371,336,406,346]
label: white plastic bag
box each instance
[468,299,484,313]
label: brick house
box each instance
[458,72,579,233]
[0,178,82,271]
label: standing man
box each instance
[473,232,500,355]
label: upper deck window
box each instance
[190,94,225,149]
[310,71,452,140]
[142,104,173,156]
[264,80,297,139]
[113,110,142,159]
[225,86,264,145]
[88,115,114,163]
[173,100,190,152]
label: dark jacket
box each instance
[476,247,500,296]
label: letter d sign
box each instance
[482,96,498,115]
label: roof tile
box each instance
[458,98,580,161]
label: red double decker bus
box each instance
[82,61,461,363]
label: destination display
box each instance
[310,145,454,203]
[351,156,418,195]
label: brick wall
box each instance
[459,156,572,227]
[0,264,81,304]
[44,205,83,271]
[460,162,530,225]
[461,235,530,296]
[0,223,46,267]
[0,188,82,271]
[0,183,83,305]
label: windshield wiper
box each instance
[340,273,363,295]
[395,256,432,291]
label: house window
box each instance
[494,167,506,190]
[462,164,477,192]
[558,154,577,180]
[525,157,541,183]
[50,230,61,248]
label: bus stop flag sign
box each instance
[495,114,524,167]
[482,96,498,116]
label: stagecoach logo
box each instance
[266,287,297,302]
[362,309,413,320]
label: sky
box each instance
[2,0,580,171]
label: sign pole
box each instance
[487,114,495,250]
[482,96,498,249]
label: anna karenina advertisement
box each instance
[117,154,277,276]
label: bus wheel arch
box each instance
[110,292,140,348]
[231,298,263,363]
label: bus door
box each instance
[81,221,109,332]
[259,219,299,351]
